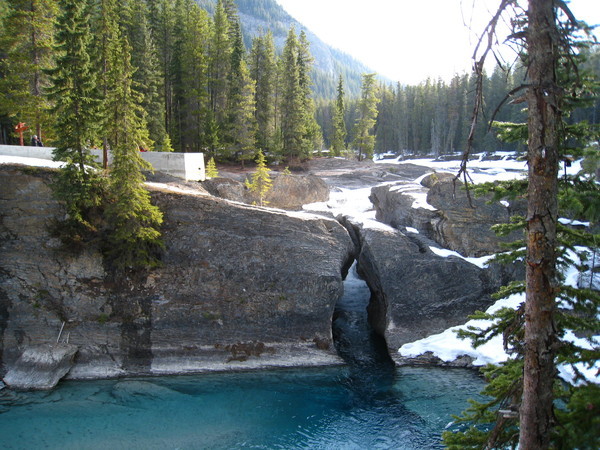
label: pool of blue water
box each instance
[0,264,484,449]
[0,365,483,449]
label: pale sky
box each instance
[274,0,600,85]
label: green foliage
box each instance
[443,361,523,449]
[245,149,272,206]
[229,60,257,164]
[0,0,57,140]
[331,75,347,156]
[280,28,308,162]
[47,0,104,238]
[205,156,219,178]
[352,73,379,160]
[102,32,163,270]
[553,383,600,449]
[249,31,277,155]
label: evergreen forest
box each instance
[1,0,599,162]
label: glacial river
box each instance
[0,264,484,449]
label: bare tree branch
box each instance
[456,0,516,207]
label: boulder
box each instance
[203,174,329,210]
[341,218,509,362]
[426,178,521,256]
[371,176,523,257]
[0,166,353,379]
[370,182,438,235]
[265,174,329,210]
[202,177,250,204]
[3,344,78,390]
[419,171,455,188]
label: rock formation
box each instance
[3,343,78,390]
[339,216,519,364]
[371,173,525,257]
[202,173,330,210]
[0,166,353,383]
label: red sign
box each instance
[14,122,28,146]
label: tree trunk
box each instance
[520,0,560,448]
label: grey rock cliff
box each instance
[0,166,353,381]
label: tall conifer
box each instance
[123,0,171,152]
[280,28,305,162]
[353,73,379,160]
[103,33,163,269]
[331,75,347,156]
[47,0,104,233]
[249,31,277,154]
[230,59,256,165]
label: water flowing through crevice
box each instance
[332,261,397,397]
[333,261,394,369]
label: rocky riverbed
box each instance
[0,157,522,388]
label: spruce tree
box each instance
[91,0,120,168]
[205,156,219,178]
[245,149,272,206]
[0,0,57,140]
[229,60,257,166]
[208,0,231,145]
[352,73,379,160]
[47,0,104,236]
[103,33,163,269]
[122,0,171,152]
[331,75,347,156]
[297,30,322,157]
[147,0,175,139]
[171,0,210,152]
[249,31,277,155]
[443,3,599,448]
[280,28,305,163]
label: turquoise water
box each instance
[0,265,483,449]
[0,366,482,449]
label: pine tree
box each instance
[229,59,257,165]
[249,31,277,155]
[443,2,599,448]
[47,0,105,236]
[245,149,272,206]
[103,32,163,269]
[331,75,347,156]
[91,0,121,168]
[353,73,379,160]
[122,0,171,152]
[208,0,231,144]
[171,0,210,152]
[205,156,218,178]
[280,27,306,163]
[297,30,322,157]
[0,0,57,141]
[147,0,175,139]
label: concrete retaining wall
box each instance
[0,145,205,181]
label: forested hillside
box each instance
[195,0,372,98]
[0,0,598,159]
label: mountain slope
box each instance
[196,0,372,98]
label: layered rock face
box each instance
[371,173,525,257]
[0,167,353,381]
